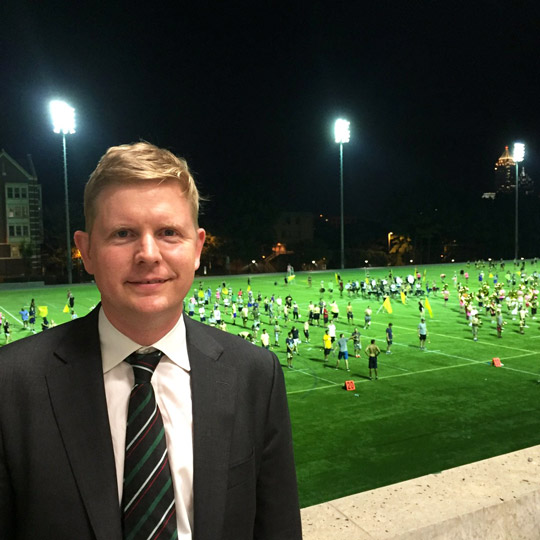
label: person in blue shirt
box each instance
[19,308,29,330]
[385,323,393,354]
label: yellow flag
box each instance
[424,297,433,318]
[400,291,407,304]
[63,304,70,313]
[287,274,296,282]
[423,269,427,282]
[382,297,393,314]
[334,273,339,283]
[38,306,48,317]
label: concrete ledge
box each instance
[301,445,540,539]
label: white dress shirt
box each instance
[100,308,193,539]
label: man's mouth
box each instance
[129,278,168,284]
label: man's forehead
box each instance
[97,179,185,199]
[88,181,198,235]
[94,181,193,217]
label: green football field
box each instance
[1,261,539,508]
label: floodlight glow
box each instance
[513,142,525,163]
[50,100,76,134]
[334,119,350,143]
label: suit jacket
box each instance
[0,307,302,540]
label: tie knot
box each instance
[126,349,163,384]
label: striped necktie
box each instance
[122,349,178,540]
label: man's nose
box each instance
[135,234,162,263]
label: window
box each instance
[14,187,20,199]
[7,206,28,218]
[7,187,13,198]
[23,226,29,236]
[21,188,27,199]
[8,226,14,236]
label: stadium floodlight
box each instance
[50,100,76,134]
[512,142,525,261]
[50,100,76,284]
[334,119,350,144]
[513,143,525,163]
[334,118,350,269]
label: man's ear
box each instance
[74,230,94,275]
[193,228,206,271]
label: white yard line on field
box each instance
[0,306,23,326]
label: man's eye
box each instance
[163,229,177,237]
[116,230,129,238]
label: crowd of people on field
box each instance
[3,260,538,382]
[0,290,81,344]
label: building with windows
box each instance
[274,211,314,244]
[0,149,43,277]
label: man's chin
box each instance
[131,298,180,315]
[111,297,182,323]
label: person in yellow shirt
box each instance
[323,329,332,362]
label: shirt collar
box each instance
[99,307,190,374]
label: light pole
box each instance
[334,118,350,269]
[513,142,525,261]
[50,100,76,284]
[388,232,394,252]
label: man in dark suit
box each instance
[0,142,302,539]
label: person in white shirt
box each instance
[0,142,301,540]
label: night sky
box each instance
[2,1,540,245]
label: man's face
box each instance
[74,181,205,336]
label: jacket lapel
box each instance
[46,308,122,540]
[185,316,237,540]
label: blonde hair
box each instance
[84,142,201,232]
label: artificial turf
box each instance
[1,261,539,508]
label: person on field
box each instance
[364,306,372,329]
[385,323,393,353]
[333,333,350,371]
[323,328,332,363]
[418,318,428,350]
[350,327,362,358]
[365,339,380,380]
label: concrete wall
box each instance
[301,444,540,539]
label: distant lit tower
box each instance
[494,146,515,194]
[494,145,534,195]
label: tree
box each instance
[389,235,413,266]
